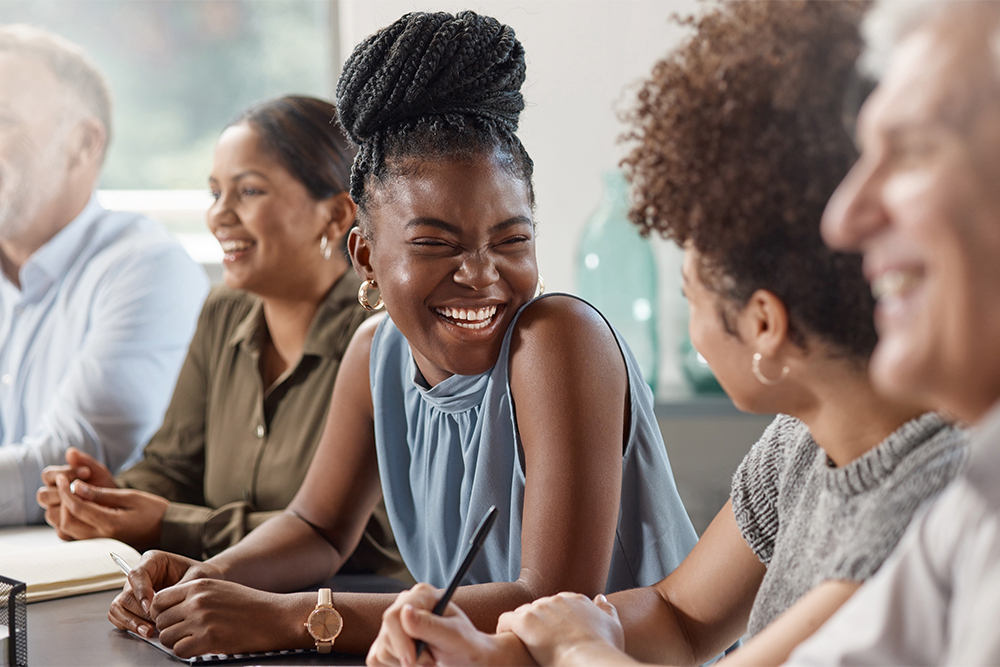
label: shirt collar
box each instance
[227,271,364,359]
[229,297,266,356]
[13,194,103,299]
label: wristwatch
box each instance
[304,588,343,653]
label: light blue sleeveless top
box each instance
[370,294,698,592]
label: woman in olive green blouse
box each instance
[36,96,406,578]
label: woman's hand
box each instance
[147,579,305,658]
[497,592,626,667]
[367,583,532,667]
[37,447,118,540]
[108,551,224,640]
[43,474,169,550]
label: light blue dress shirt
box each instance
[0,195,209,525]
[370,294,698,592]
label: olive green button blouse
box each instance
[117,272,408,580]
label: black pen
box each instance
[414,505,498,660]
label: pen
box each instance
[109,551,132,576]
[414,505,498,660]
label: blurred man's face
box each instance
[0,53,71,241]
[822,11,1000,423]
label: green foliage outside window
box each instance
[0,0,332,203]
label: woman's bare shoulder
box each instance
[509,295,622,375]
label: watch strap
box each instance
[318,588,332,608]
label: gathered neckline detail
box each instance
[823,412,947,496]
[409,355,491,413]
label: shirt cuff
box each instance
[160,502,214,559]
[0,445,41,526]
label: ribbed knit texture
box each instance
[731,412,968,636]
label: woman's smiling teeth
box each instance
[871,269,922,301]
[434,305,499,330]
[219,239,255,254]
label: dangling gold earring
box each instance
[320,235,332,260]
[358,279,384,311]
[752,352,789,386]
[535,275,545,297]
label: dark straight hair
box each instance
[232,95,357,201]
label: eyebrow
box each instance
[404,215,533,234]
[208,170,271,185]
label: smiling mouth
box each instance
[218,238,256,261]
[871,269,923,301]
[433,305,500,330]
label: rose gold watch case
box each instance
[305,606,343,653]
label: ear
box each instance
[66,117,107,172]
[319,192,358,244]
[736,289,790,358]
[347,226,374,281]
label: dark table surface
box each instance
[27,575,408,666]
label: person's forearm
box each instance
[338,580,546,658]
[719,580,860,667]
[452,579,558,634]
[556,640,643,667]
[207,512,343,592]
[610,586,704,665]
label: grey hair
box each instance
[0,24,113,157]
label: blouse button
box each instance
[255,424,265,439]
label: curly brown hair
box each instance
[622,0,876,359]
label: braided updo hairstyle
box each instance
[622,0,877,361]
[336,11,534,234]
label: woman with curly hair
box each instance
[372,2,967,665]
[103,10,699,660]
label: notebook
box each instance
[129,631,312,664]
[0,526,141,602]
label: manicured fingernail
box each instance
[597,594,608,603]
[141,599,150,614]
[138,625,150,637]
[70,480,79,494]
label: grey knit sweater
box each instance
[731,412,967,636]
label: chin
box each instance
[870,342,933,407]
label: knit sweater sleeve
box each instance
[731,415,803,564]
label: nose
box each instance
[821,156,888,253]
[207,194,237,230]
[453,251,499,290]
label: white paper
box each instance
[0,526,141,602]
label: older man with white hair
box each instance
[0,24,208,525]
[786,1,1000,664]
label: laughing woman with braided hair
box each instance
[366,3,968,667]
[106,11,697,660]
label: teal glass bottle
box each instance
[576,170,659,393]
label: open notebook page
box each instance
[0,526,141,602]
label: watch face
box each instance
[307,607,343,642]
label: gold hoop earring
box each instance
[320,235,332,260]
[535,275,545,297]
[752,352,789,386]
[358,279,384,311]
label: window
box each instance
[3,0,337,270]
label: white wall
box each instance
[338,0,700,393]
